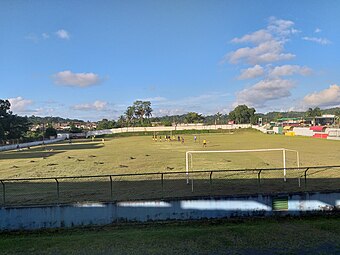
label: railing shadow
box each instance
[0,142,103,160]
[1,165,340,207]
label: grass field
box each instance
[1,129,340,205]
[1,129,340,179]
[1,216,340,254]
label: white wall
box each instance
[292,127,340,140]
[292,127,314,137]
[86,124,251,137]
[0,138,65,152]
[252,125,268,133]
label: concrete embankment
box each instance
[1,190,339,231]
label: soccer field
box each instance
[0,129,340,205]
[1,129,340,179]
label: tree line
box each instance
[1,97,339,142]
[98,103,339,130]
[26,104,340,131]
[96,100,153,129]
[0,99,86,143]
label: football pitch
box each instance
[1,129,340,179]
[0,129,340,205]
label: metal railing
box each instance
[1,165,340,207]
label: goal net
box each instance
[185,148,300,183]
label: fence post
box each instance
[209,171,213,196]
[161,173,164,199]
[191,174,194,193]
[304,168,309,188]
[109,176,113,201]
[257,169,262,186]
[1,181,5,206]
[55,178,59,204]
[283,149,286,182]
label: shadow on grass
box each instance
[0,142,103,160]
[1,177,339,207]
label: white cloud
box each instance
[42,33,50,39]
[153,108,188,116]
[72,101,108,111]
[8,97,33,113]
[234,79,294,108]
[25,32,51,43]
[267,16,298,37]
[6,98,66,116]
[137,97,167,102]
[238,65,264,80]
[302,36,331,45]
[56,29,70,40]
[227,17,297,65]
[152,93,229,107]
[314,28,322,33]
[226,17,318,112]
[53,70,102,87]
[303,84,340,108]
[228,40,295,65]
[24,34,39,43]
[139,92,230,117]
[26,30,70,43]
[231,29,273,44]
[269,65,312,77]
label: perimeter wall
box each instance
[1,191,339,231]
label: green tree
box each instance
[184,112,204,123]
[69,123,83,133]
[334,109,340,120]
[0,99,30,140]
[132,100,153,126]
[116,115,126,128]
[250,114,261,125]
[275,112,283,121]
[305,107,322,117]
[143,101,153,119]
[133,100,145,124]
[97,119,115,130]
[26,130,43,141]
[44,125,57,138]
[215,112,223,124]
[228,105,256,124]
[5,115,30,139]
[0,125,4,141]
[161,120,172,126]
[0,99,11,116]
[0,99,11,140]
[125,106,135,127]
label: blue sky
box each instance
[1,0,340,121]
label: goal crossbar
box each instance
[185,148,300,183]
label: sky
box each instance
[1,0,340,121]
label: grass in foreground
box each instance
[0,216,340,254]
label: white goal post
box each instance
[185,148,300,183]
